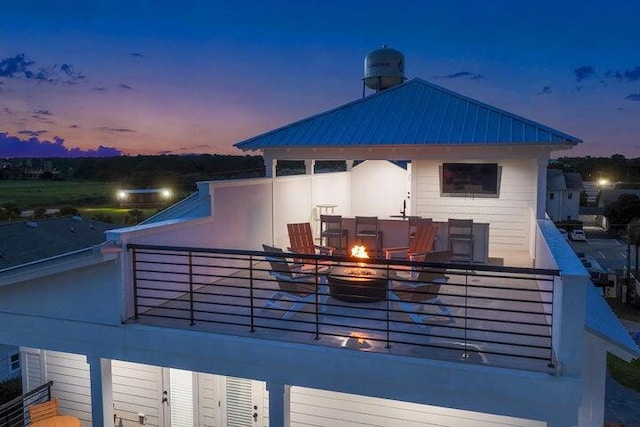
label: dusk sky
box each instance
[1,1,639,158]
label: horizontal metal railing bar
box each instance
[128,243,561,277]
[128,245,556,369]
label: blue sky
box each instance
[1,0,639,157]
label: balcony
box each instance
[126,243,559,373]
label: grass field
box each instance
[1,180,160,224]
[0,180,120,208]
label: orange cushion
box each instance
[29,398,60,423]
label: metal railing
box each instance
[0,381,53,427]
[127,244,560,370]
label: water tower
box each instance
[363,45,406,95]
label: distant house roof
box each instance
[235,78,582,151]
[547,169,567,191]
[597,189,640,208]
[546,169,584,192]
[0,216,120,271]
[564,173,584,191]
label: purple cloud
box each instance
[574,65,596,82]
[130,53,143,58]
[0,53,85,85]
[441,71,485,80]
[626,93,640,101]
[0,132,122,157]
[537,86,552,95]
[119,83,132,90]
[99,127,136,133]
[18,130,48,137]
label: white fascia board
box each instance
[0,247,111,287]
[586,329,640,362]
[105,216,214,244]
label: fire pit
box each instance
[327,245,387,303]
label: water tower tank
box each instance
[363,45,406,91]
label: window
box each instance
[549,193,554,200]
[10,353,19,372]
[568,192,573,200]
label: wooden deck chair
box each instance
[383,225,438,260]
[29,398,60,424]
[287,223,334,256]
[262,244,327,319]
[389,250,454,326]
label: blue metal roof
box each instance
[586,283,640,358]
[235,78,582,150]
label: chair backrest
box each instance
[262,244,315,295]
[287,223,315,255]
[408,225,438,254]
[448,219,473,237]
[29,398,60,423]
[355,216,378,233]
[262,244,293,279]
[408,217,432,242]
[321,214,345,231]
[403,250,453,302]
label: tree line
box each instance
[553,154,640,185]
[1,154,266,192]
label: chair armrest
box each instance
[314,244,335,255]
[383,246,410,259]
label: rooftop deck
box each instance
[127,244,559,373]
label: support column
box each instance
[536,154,549,219]
[305,160,315,175]
[346,160,354,171]
[87,356,113,427]
[264,155,277,178]
[266,381,290,427]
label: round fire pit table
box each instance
[327,266,387,303]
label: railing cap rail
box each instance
[126,243,560,276]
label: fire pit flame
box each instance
[349,245,370,274]
[351,245,369,259]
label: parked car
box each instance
[570,230,587,241]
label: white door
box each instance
[161,368,195,427]
[221,376,265,427]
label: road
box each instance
[571,226,638,273]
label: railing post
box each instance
[132,248,139,320]
[462,269,469,359]
[250,254,255,333]
[189,251,195,326]
[385,262,391,349]
[315,257,320,341]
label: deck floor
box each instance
[132,253,555,373]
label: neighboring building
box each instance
[595,189,640,230]
[1,76,638,427]
[0,344,20,382]
[0,216,121,384]
[546,169,584,222]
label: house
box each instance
[1,71,639,427]
[546,169,584,222]
[0,216,121,384]
[595,189,640,230]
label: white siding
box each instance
[112,360,162,427]
[45,351,92,425]
[21,348,44,391]
[290,387,545,427]
[414,159,536,252]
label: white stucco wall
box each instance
[350,160,408,218]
